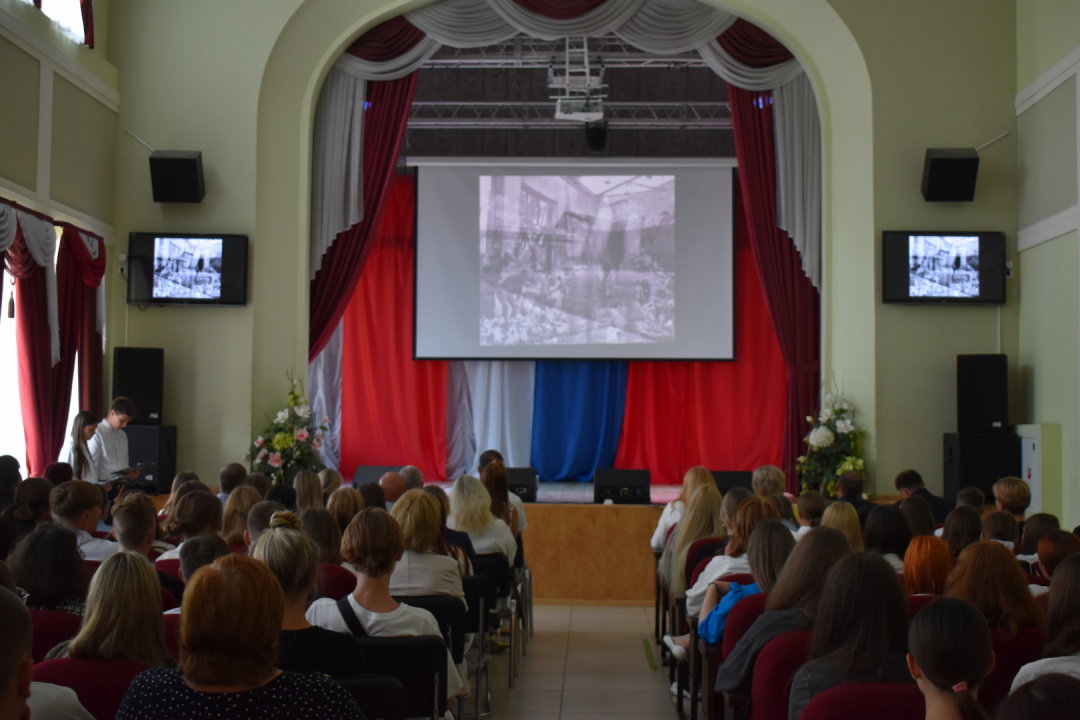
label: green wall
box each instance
[1017,0,1080,89]
[1017,76,1077,228]
[0,34,39,191]
[51,75,117,223]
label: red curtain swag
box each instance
[512,0,609,19]
[309,73,418,359]
[717,19,794,68]
[80,0,94,48]
[346,15,425,61]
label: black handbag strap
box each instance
[336,596,368,637]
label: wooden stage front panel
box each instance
[521,503,662,605]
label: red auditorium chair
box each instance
[800,682,924,720]
[318,562,357,600]
[160,586,178,611]
[748,629,811,720]
[1027,573,1050,587]
[32,658,149,720]
[163,613,181,659]
[906,594,934,617]
[979,626,1046,712]
[722,592,770,660]
[147,548,162,561]
[685,537,726,587]
[665,523,678,548]
[82,559,100,575]
[229,544,248,554]
[29,609,82,662]
[88,530,111,540]
[155,558,183,583]
[719,573,755,587]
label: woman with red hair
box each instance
[903,535,953,596]
[945,541,1043,640]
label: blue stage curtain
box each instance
[530,361,628,482]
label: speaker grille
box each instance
[112,347,164,425]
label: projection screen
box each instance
[413,159,736,361]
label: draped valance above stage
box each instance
[307,0,822,490]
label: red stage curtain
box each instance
[309,74,418,360]
[512,0,609,20]
[80,0,94,48]
[339,176,448,482]
[6,228,55,476]
[614,183,787,484]
[717,19,794,67]
[346,15,426,61]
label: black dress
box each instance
[278,626,369,677]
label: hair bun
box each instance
[269,510,301,530]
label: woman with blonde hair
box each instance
[751,465,785,498]
[326,487,364,535]
[423,485,472,575]
[821,500,864,552]
[319,468,343,499]
[221,486,262,546]
[389,489,465,603]
[659,483,724,597]
[651,466,716,552]
[293,470,324,514]
[448,474,516,564]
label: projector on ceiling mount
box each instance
[555,97,604,123]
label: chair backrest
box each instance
[163,613,181,660]
[1027,573,1050,587]
[747,630,812,720]
[318,562,357,600]
[722,592,770,660]
[147,547,162,561]
[88,530,111,540]
[32,657,149,720]
[29,609,82,663]
[800,682,924,720]
[229,544,248,555]
[354,635,448,720]
[473,553,512,598]
[83,559,101,575]
[333,674,406,720]
[155,558,183,583]
[685,537,725,587]
[906,594,934,618]
[980,625,1046,712]
[690,556,713,587]
[460,574,490,635]
[394,595,467,664]
[665,523,678,547]
[719,573,755,586]
[160,586,178,611]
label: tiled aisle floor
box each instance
[485,605,679,720]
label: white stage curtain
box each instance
[406,0,518,47]
[0,204,18,253]
[78,231,107,343]
[773,74,821,289]
[308,319,344,469]
[696,40,805,91]
[485,0,646,41]
[616,0,736,55]
[16,211,60,366]
[446,361,476,478]
[464,360,535,473]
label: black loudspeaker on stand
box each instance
[957,354,1009,433]
[126,425,177,495]
[507,468,538,503]
[594,469,650,504]
[943,433,1020,502]
[113,347,164,425]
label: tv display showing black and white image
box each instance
[480,175,675,346]
[908,235,979,298]
[152,238,222,300]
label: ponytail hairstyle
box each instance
[480,459,512,527]
[251,511,319,602]
[908,597,992,720]
[68,411,99,481]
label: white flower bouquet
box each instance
[796,393,865,497]
[248,374,328,485]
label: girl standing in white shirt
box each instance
[59,411,100,485]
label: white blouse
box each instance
[389,550,466,607]
[59,439,97,484]
[1011,652,1080,692]
[448,517,517,564]
[685,554,752,617]
[651,500,684,552]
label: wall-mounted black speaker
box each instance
[957,354,1009,433]
[125,425,177,494]
[112,347,164,425]
[921,148,979,201]
[351,465,402,488]
[943,432,1020,502]
[149,150,205,203]
[594,468,650,504]
[710,470,754,494]
[585,122,607,153]
[507,467,538,503]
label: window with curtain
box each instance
[18,0,86,45]
[0,279,27,471]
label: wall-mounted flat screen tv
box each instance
[882,231,1006,304]
[127,233,248,306]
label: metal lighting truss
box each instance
[422,34,708,70]
[408,101,732,130]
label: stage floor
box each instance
[433,481,680,505]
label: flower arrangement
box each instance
[796,393,865,497]
[248,375,328,485]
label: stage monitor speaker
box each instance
[711,470,754,494]
[585,122,607,153]
[943,432,1020,502]
[149,150,205,203]
[921,148,979,202]
[957,354,1009,433]
[352,465,402,488]
[112,347,164,425]
[125,425,177,494]
[594,468,650,504]
[507,467,538,503]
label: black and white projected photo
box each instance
[479,175,675,345]
[152,238,223,300]
[908,235,980,298]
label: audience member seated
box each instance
[795,491,826,540]
[907,597,995,720]
[833,470,874,528]
[903,536,953,596]
[246,472,271,499]
[901,494,937,537]
[51,481,118,561]
[0,477,52,537]
[294,470,324,514]
[752,465,785,498]
[301,507,351,570]
[158,491,223,561]
[59,411,100,484]
[658,484,724,597]
[448,475,516,565]
[478,449,528,534]
[251,511,368,677]
[216,463,248,507]
[946,541,1044,639]
[0,455,22,514]
[265,484,298,512]
[768,493,800,534]
[865,505,912,572]
[399,465,423,491]
[687,497,780,617]
[894,469,955,524]
[788,552,913,719]
[821,501,864,551]
[358,482,387,514]
[43,461,75,488]
[320,467,344,499]
[9,525,91,615]
[992,477,1031,537]
[306,507,466,700]
[998,673,1080,719]
[158,472,202,522]
[245,500,287,546]
[714,527,852,696]
[719,486,753,535]
[1012,554,1080,691]
[177,535,231,590]
[480,460,519,536]
[115,554,364,720]
[327,487,365,535]
[424,485,474,572]
[161,480,214,537]
[112,492,186,603]
[221,486,262,546]
[1018,513,1060,564]
[934,486,986,538]
[389,489,466,603]
[943,506,984,558]
[1036,530,1080,583]
[379,472,406,508]
[983,511,1020,551]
